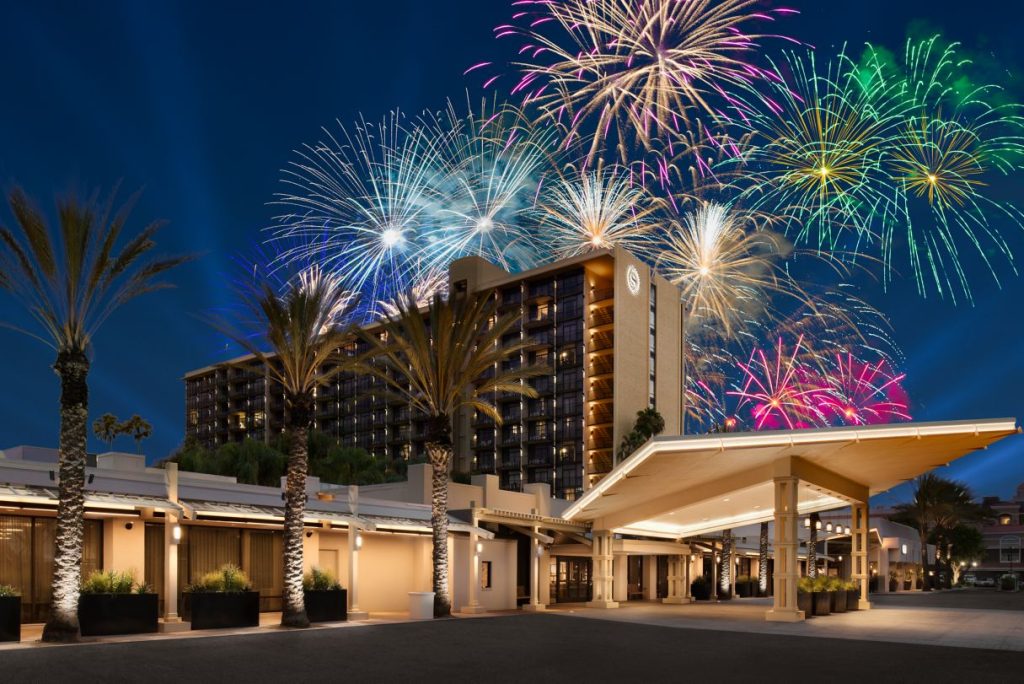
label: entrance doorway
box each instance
[627,556,644,600]
[552,557,592,603]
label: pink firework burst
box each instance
[813,353,911,426]
[728,335,826,430]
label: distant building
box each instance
[183,248,685,500]
[976,483,1024,581]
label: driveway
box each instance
[3,613,1020,684]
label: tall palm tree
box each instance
[92,412,120,449]
[119,414,152,453]
[0,187,189,642]
[358,289,543,617]
[758,521,769,596]
[211,265,357,627]
[893,473,982,591]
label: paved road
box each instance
[871,588,1024,611]
[4,613,1020,684]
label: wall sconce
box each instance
[536,545,544,558]
[901,543,908,555]
[306,531,314,539]
[804,518,811,528]
[355,533,363,550]
[838,555,843,562]
[815,520,822,531]
[171,524,182,545]
[825,522,833,533]
[835,525,844,535]
[476,541,483,555]
[124,522,134,531]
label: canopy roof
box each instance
[563,419,1018,539]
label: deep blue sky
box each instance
[0,1,1022,503]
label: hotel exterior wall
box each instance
[654,270,683,435]
[611,248,652,468]
[451,536,518,612]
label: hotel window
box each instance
[480,561,492,590]
[999,514,1012,526]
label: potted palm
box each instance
[827,576,847,613]
[797,577,813,616]
[184,565,259,630]
[0,585,20,642]
[690,576,711,601]
[845,580,860,610]
[78,571,158,636]
[812,575,831,616]
[303,567,347,623]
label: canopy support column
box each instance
[766,475,804,622]
[853,502,872,610]
[587,530,618,608]
[463,522,486,614]
[522,525,546,611]
[348,527,368,620]
[662,554,689,604]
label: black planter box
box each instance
[690,580,711,601]
[797,591,813,616]
[812,591,831,616]
[79,593,159,636]
[185,591,260,630]
[829,590,847,613]
[0,596,20,642]
[736,582,755,598]
[846,588,860,610]
[304,589,347,623]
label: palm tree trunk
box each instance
[720,529,733,597]
[759,522,769,596]
[42,350,89,643]
[919,527,931,591]
[808,513,819,579]
[281,402,311,628]
[426,415,452,618]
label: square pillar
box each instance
[163,513,180,623]
[853,502,872,610]
[766,476,804,622]
[462,528,486,614]
[348,528,368,620]
[587,530,618,608]
[663,554,689,604]
[522,526,546,612]
[612,554,628,602]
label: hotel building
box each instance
[183,248,685,500]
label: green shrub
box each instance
[690,575,711,600]
[825,576,845,591]
[0,584,20,597]
[797,577,814,594]
[81,570,137,594]
[188,564,252,593]
[303,567,342,591]
[736,574,751,584]
[1000,574,1017,591]
[811,575,831,592]
[844,579,859,592]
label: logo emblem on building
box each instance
[626,264,641,296]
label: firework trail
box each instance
[813,353,911,425]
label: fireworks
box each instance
[729,335,824,430]
[419,97,555,272]
[271,110,443,316]
[498,0,796,163]
[813,353,911,426]
[655,201,798,335]
[536,164,660,259]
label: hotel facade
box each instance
[183,248,685,500]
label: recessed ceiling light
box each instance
[702,517,709,521]
[722,497,730,502]
[753,505,761,510]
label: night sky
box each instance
[0,1,1021,504]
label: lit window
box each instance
[999,514,1012,526]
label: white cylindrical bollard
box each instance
[408,591,436,620]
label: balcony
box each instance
[590,287,614,305]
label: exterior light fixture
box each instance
[826,522,833,533]
[838,555,843,562]
[355,533,363,550]
[536,545,544,558]
[971,561,978,568]
[171,524,182,544]
[476,541,483,555]
[804,518,811,528]
[901,543,908,555]
[815,520,822,531]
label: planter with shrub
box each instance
[184,565,259,630]
[999,574,1018,592]
[735,575,758,598]
[78,571,159,636]
[303,567,347,623]
[826,577,847,613]
[811,575,831,616]
[0,585,20,642]
[690,576,711,601]
[845,580,860,610]
[797,577,813,616]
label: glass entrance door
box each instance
[552,557,592,603]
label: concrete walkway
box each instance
[548,592,1024,651]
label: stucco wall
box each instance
[451,536,517,611]
[612,248,651,465]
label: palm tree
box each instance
[92,412,120,449]
[0,186,189,642]
[210,265,357,627]
[758,521,769,596]
[893,473,983,591]
[357,289,543,617]
[119,414,152,453]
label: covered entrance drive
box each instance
[563,419,1018,621]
